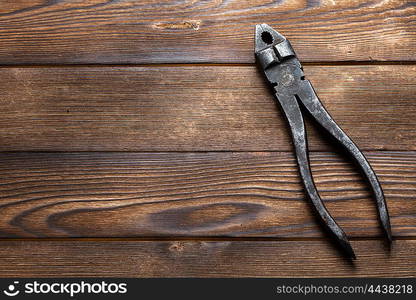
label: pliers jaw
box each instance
[255,24,392,259]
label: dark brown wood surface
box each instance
[0,240,414,277]
[0,151,414,238]
[0,65,414,151]
[0,0,415,278]
[0,0,414,64]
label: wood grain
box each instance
[0,239,414,277]
[0,151,414,238]
[0,65,414,151]
[0,0,414,64]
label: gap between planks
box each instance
[0,240,414,277]
[0,61,415,69]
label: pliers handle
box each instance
[255,24,392,258]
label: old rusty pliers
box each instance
[255,24,392,258]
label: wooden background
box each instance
[0,0,415,277]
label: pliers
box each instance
[255,24,392,258]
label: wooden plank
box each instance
[0,239,414,277]
[0,0,414,64]
[0,65,414,151]
[0,151,414,238]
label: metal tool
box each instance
[255,24,392,258]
